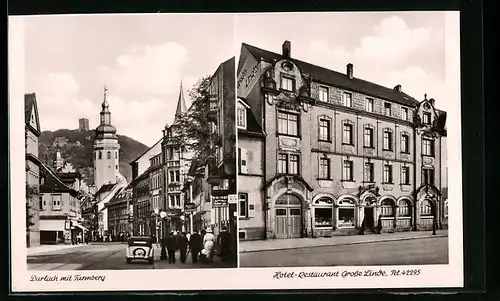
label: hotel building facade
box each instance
[237,41,447,240]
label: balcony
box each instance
[166,160,181,167]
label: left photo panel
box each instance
[16,14,238,274]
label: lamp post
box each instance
[154,207,159,246]
[160,210,168,260]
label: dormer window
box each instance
[423,112,431,125]
[343,92,352,107]
[237,107,246,129]
[384,103,392,116]
[281,76,295,92]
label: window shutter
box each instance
[240,148,248,174]
[248,195,255,218]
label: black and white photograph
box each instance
[20,14,237,271]
[236,12,457,268]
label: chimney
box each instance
[394,84,402,92]
[346,63,353,79]
[282,40,291,58]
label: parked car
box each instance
[125,236,154,264]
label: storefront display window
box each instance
[380,199,394,216]
[315,208,332,228]
[338,208,355,228]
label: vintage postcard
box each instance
[10,11,462,292]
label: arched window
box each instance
[314,197,334,228]
[107,151,111,159]
[420,200,433,216]
[380,199,395,216]
[397,199,411,217]
[337,197,356,228]
[115,151,118,159]
[98,151,102,160]
[276,194,301,206]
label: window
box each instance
[319,157,330,179]
[420,200,433,216]
[398,200,411,216]
[107,151,111,159]
[39,196,43,211]
[115,152,118,159]
[278,154,288,174]
[319,86,329,102]
[343,92,352,107]
[423,112,431,125]
[383,129,393,151]
[422,138,434,156]
[422,168,435,185]
[402,107,409,121]
[238,148,248,174]
[289,154,299,175]
[401,166,410,184]
[318,118,331,141]
[315,205,333,228]
[343,123,353,145]
[401,134,409,153]
[364,162,374,182]
[277,111,299,136]
[237,108,246,128]
[52,194,62,210]
[116,165,118,170]
[169,195,175,207]
[380,200,394,216]
[384,103,392,116]
[175,170,180,182]
[338,207,355,228]
[383,164,393,183]
[169,170,175,182]
[343,161,353,181]
[98,151,102,160]
[281,76,295,91]
[238,193,248,218]
[364,127,374,148]
[365,98,374,112]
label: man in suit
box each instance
[178,232,189,263]
[189,231,202,264]
[166,231,177,264]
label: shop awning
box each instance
[74,223,89,232]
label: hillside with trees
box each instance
[39,129,149,185]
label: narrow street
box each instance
[27,243,234,270]
[239,236,448,267]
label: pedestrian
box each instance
[166,231,177,264]
[178,232,189,263]
[360,217,366,235]
[189,230,202,264]
[376,216,382,234]
[202,228,215,263]
[217,226,232,262]
[200,229,206,244]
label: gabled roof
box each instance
[242,43,420,107]
[95,183,116,196]
[39,163,79,197]
[25,93,41,135]
[130,137,163,165]
[238,97,265,138]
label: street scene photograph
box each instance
[235,12,453,267]
[23,14,237,270]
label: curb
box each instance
[27,244,88,256]
[239,234,448,253]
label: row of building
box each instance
[237,41,448,240]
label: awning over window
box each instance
[74,223,89,232]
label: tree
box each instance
[169,75,221,168]
[26,183,39,247]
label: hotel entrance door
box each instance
[275,194,302,239]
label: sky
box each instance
[24,14,236,147]
[24,12,459,149]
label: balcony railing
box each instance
[207,95,218,122]
[166,160,181,167]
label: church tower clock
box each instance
[93,86,120,191]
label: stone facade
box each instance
[237,42,447,240]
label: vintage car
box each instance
[125,236,154,264]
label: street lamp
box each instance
[159,210,168,260]
[154,207,159,245]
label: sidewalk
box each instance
[152,246,236,269]
[239,230,448,253]
[27,243,88,256]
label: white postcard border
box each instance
[10,12,463,292]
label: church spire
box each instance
[174,81,187,123]
[100,85,111,125]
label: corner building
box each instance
[237,41,447,240]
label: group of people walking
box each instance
[161,226,233,264]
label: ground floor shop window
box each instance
[315,208,333,228]
[398,199,411,216]
[338,208,355,228]
[420,200,433,216]
[380,199,394,216]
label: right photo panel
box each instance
[236,12,452,268]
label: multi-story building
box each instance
[148,153,164,239]
[205,57,237,238]
[182,163,211,233]
[39,164,86,244]
[106,185,133,240]
[237,41,447,240]
[161,82,190,233]
[25,93,42,247]
[129,139,162,236]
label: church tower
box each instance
[93,86,120,191]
